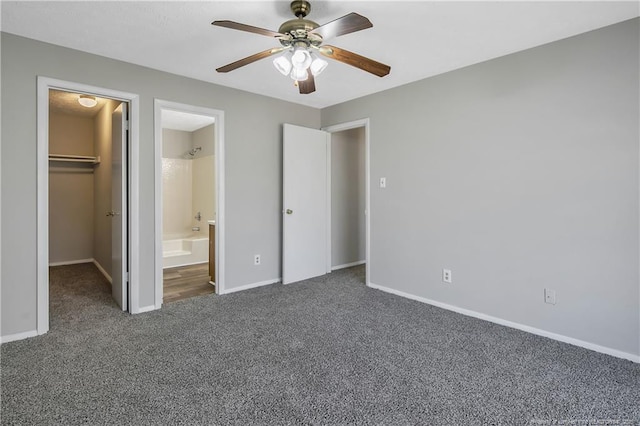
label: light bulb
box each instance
[273,55,292,76]
[290,67,309,82]
[310,57,328,76]
[291,47,311,70]
[78,95,97,108]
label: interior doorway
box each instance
[281,119,371,286]
[324,119,371,285]
[36,77,141,336]
[48,89,129,314]
[154,100,226,305]
[329,126,366,274]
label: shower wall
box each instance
[162,129,194,240]
[192,124,215,237]
[162,126,215,240]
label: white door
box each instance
[111,103,128,310]
[282,124,330,284]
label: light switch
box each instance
[380,177,386,188]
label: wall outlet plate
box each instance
[254,255,261,265]
[544,288,556,305]
[442,269,452,283]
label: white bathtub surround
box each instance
[162,158,193,239]
[191,154,215,237]
[163,235,209,268]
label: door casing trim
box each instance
[322,119,371,286]
[37,76,141,335]
[153,99,226,303]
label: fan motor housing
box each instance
[278,19,322,47]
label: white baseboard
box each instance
[368,282,640,364]
[134,305,158,314]
[92,259,112,284]
[221,278,280,295]
[1,329,38,344]
[332,260,365,271]
[49,258,93,267]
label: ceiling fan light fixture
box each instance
[310,56,328,76]
[290,67,309,82]
[273,55,292,76]
[78,94,97,108]
[291,47,312,70]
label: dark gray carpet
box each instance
[1,263,639,425]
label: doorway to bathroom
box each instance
[154,100,225,305]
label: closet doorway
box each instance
[154,100,226,306]
[36,77,141,336]
[47,90,128,316]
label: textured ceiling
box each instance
[49,90,108,117]
[3,1,639,109]
[162,110,216,132]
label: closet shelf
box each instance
[49,154,101,165]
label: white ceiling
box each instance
[162,109,216,132]
[49,89,109,117]
[2,1,638,109]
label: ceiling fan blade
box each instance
[216,47,285,73]
[211,20,285,38]
[309,13,372,40]
[298,72,316,94]
[319,45,390,77]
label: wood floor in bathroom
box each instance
[163,263,215,303]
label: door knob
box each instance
[286,209,293,215]
[106,211,114,217]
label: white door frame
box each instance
[36,76,141,335]
[321,119,371,286]
[153,99,226,304]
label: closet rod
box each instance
[49,154,100,164]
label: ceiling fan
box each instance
[211,0,391,95]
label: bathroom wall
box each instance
[192,124,215,236]
[49,112,95,264]
[162,128,194,240]
[162,129,192,159]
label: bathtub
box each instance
[163,235,209,268]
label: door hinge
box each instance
[125,120,129,131]
[126,272,129,282]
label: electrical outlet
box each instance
[380,177,386,188]
[544,288,556,305]
[442,269,452,283]
[254,255,261,265]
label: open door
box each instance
[282,124,330,284]
[111,103,128,310]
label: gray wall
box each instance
[331,127,365,268]
[49,112,95,264]
[1,32,319,336]
[322,19,640,356]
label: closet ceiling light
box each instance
[78,95,97,108]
